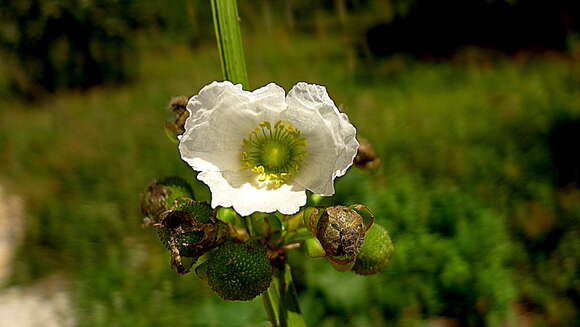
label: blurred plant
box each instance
[0,0,209,99]
[0,0,143,98]
[140,1,393,325]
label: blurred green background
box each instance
[0,0,579,326]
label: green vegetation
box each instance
[0,0,206,98]
[0,14,579,327]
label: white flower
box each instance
[179,81,358,216]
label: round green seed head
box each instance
[353,223,394,275]
[206,241,273,301]
[174,198,213,224]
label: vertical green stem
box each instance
[264,264,307,327]
[210,2,305,326]
[262,281,280,326]
[210,0,249,87]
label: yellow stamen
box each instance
[241,120,307,188]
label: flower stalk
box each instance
[210,2,306,326]
[263,264,307,327]
[210,0,249,87]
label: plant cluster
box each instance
[140,78,394,324]
[141,141,393,304]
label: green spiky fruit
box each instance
[205,241,272,301]
[174,199,212,224]
[353,223,394,275]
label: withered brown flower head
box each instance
[165,96,190,136]
[316,206,366,263]
[354,138,381,170]
[140,181,171,223]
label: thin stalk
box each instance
[210,0,249,87]
[264,264,307,327]
[263,280,281,327]
[210,2,305,326]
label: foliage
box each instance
[0,0,207,99]
[0,0,136,97]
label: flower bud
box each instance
[164,96,190,141]
[316,206,366,265]
[352,223,394,275]
[140,176,194,224]
[304,237,326,258]
[205,241,273,301]
[354,138,381,170]
[308,193,332,206]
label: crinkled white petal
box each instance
[198,170,307,216]
[179,81,287,172]
[178,81,358,215]
[284,82,359,195]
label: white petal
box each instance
[285,82,359,196]
[198,170,307,216]
[179,82,287,173]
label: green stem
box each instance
[264,264,307,327]
[210,0,249,87]
[210,2,305,326]
[262,281,280,326]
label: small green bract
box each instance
[140,176,194,223]
[353,223,394,275]
[158,176,194,206]
[206,241,272,301]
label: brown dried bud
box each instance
[140,177,194,224]
[349,204,375,231]
[157,200,223,274]
[140,182,170,224]
[169,95,188,111]
[165,96,190,137]
[316,206,366,264]
[354,138,381,170]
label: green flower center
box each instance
[241,120,307,188]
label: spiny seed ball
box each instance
[174,199,213,224]
[353,223,394,275]
[206,241,272,301]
